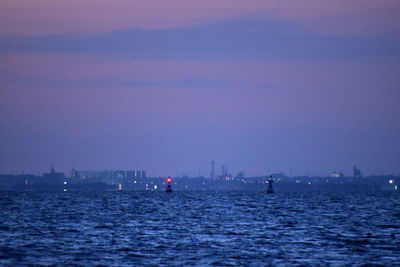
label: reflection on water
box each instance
[0,191,399,266]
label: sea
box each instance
[0,191,399,266]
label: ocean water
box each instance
[0,191,399,266]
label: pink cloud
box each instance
[0,0,398,37]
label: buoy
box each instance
[165,176,173,192]
[267,175,274,194]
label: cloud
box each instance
[0,77,228,90]
[1,19,399,60]
[0,0,399,37]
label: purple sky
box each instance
[1,1,399,177]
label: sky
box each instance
[0,0,399,177]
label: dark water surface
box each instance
[0,191,399,266]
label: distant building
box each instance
[221,164,228,177]
[43,165,66,180]
[353,166,362,178]
[330,171,344,178]
[71,169,146,183]
[210,161,215,179]
[235,171,245,179]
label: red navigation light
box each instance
[166,177,172,183]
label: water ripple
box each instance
[0,191,399,266]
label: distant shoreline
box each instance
[0,173,397,192]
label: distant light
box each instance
[63,189,67,192]
[166,177,172,183]
[145,184,149,191]
[154,185,158,190]
[389,180,393,184]
[63,181,67,185]
[308,182,311,185]
[395,186,398,190]
[134,181,137,184]
[118,184,122,190]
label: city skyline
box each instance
[0,161,395,179]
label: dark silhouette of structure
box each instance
[165,176,173,192]
[267,175,274,193]
[221,164,228,177]
[210,161,215,179]
[236,171,245,179]
[43,165,66,180]
[353,166,362,178]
